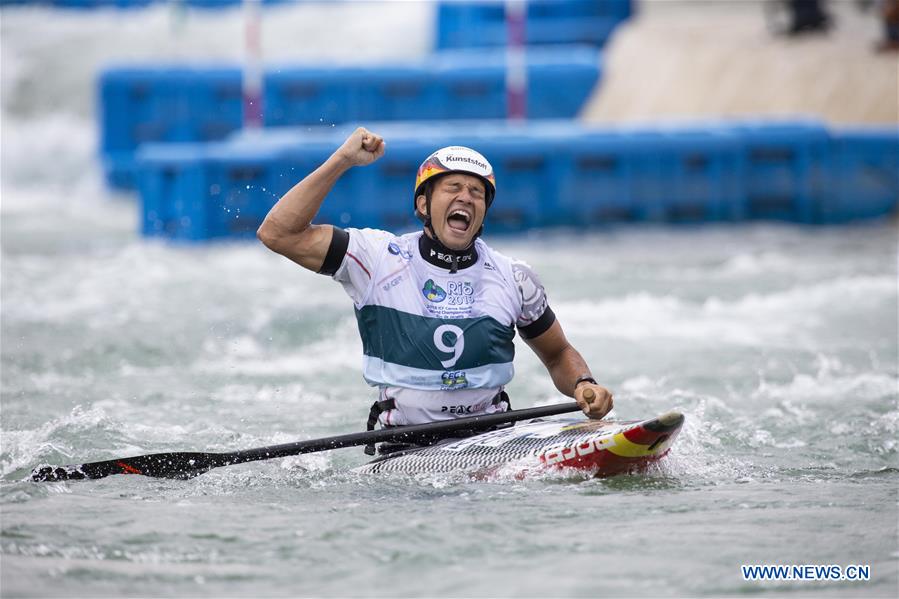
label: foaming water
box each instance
[4,216,897,599]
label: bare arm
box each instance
[257,127,385,271]
[524,319,614,419]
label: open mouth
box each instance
[446,209,472,233]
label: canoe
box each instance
[356,411,685,478]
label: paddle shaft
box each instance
[31,401,586,482]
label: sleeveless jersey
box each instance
[332,228,552,425]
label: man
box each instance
[878,0,899,52]
[257,127,613,451]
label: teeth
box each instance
[449,210,471,223]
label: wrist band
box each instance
[574,375,597,388]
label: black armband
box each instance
[518,305,556,340]
[318,227,350,276]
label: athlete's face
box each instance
[417,173,487,250]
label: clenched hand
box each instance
[575,384,614,419]
[336,127,386,167]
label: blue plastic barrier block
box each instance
[528,0,593,19]
[100,68,191,188]
[433,46,601,119]
[649,127,745,222]
[526,48,602,118]
[435,0,631,49]
[626,131,672,222]
[99,70,140,186]
[823,128,899,222]
[530,0,633,19]
[435,65,506,120]
[358,67,441,122]
[104,154,141,190]
[137,143,208,239]
[726,121,831,223]
[101,67,241,189]
[609,0,633,19]
[100,68,179,152]
[478,134,563,230]
[101,48,600,189]
[189,68,243,141]
[436,3,501,50]
[528,122,746,226]
[136,119,896,242]
[555,130,634,224]
[264,67,366,127]
[525,17,623,46]
[200,149,278,240]
[138,136,297,241]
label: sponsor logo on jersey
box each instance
[387,242,413,260]
[440,370,468,389]
[422,279,447,302]
[429,248,474,265]
[440,404,473,414]
[445,280,474,306]
[382,275,404,292]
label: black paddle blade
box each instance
[31,451,224,482]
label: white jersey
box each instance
[330,228,553,426]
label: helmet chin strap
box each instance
[422,196,483,274]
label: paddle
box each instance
[30,400,587,482]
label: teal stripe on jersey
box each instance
[360,356,514,390]
[355,305,515,372]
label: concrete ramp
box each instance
[584,0,898,124]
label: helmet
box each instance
[413,146,496,217]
